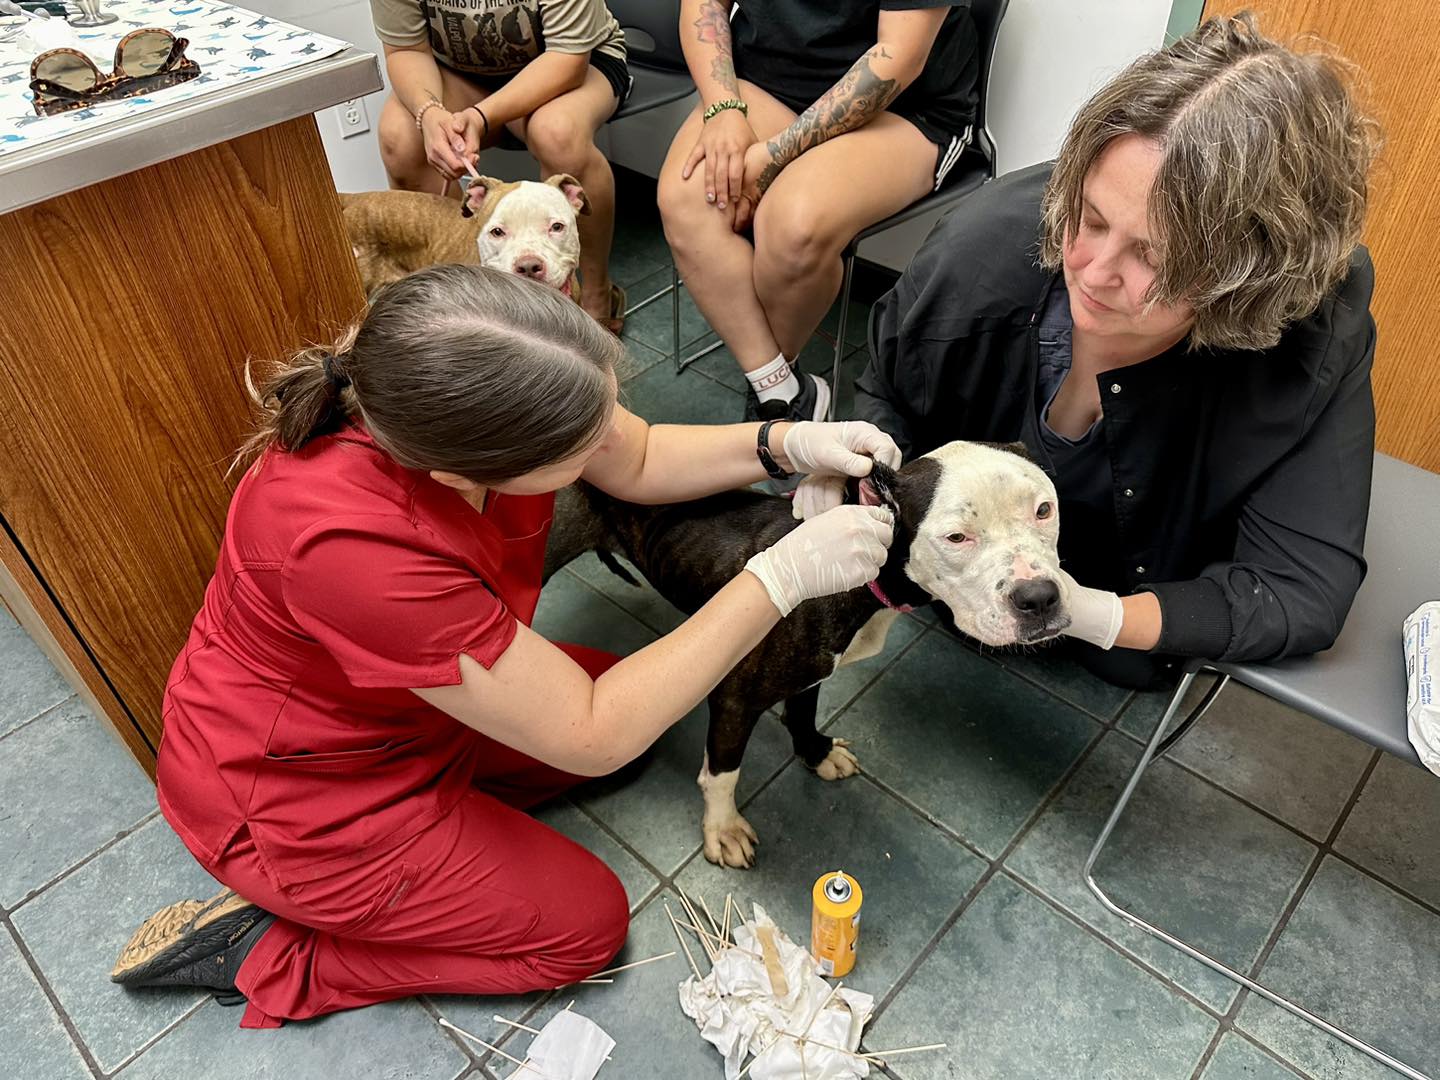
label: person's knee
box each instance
[531,856,629,984]
[378,102,426,186]
[658,172,716,260]
[755,198,844,277]
[526,109,590,174]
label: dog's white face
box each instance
[901,442,1070,646]
[466,175,587,294]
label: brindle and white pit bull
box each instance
[544,441,1072,867]
[339,173,588,296]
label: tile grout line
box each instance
[0,690,81,746]
[3,916,108,1079]
[5,807,162,918]
[1186,747,1384,1080]
[100,995,212,1079]
[864,721,1113,1027]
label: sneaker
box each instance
[744,372,831,424]
[111,887,273,994]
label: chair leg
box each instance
[669,266,726,374]
[1083,670,1433,1080]
[671,263,682,374]
[1154,673,1231,759]
[830,251,857,422]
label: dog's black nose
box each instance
[513,257,545,280]
[1010,578,1061,617]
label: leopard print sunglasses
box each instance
[29,27,199,117]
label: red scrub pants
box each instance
[217,645,630,1029]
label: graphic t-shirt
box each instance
[370,0,626,78]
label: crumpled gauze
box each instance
[677,903,875,1080]
[524,1011,615,1080]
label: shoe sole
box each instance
[806,375,832,422]
[110,889,261,984]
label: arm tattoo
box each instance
[757,46,900,195]
[693,0,738,95]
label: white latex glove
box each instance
[791,473,847,521]
[1058,569,1125,650]
[744,505,895,616]
[781,421,901,478]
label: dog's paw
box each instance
[703,814,759,869]
[814,738,860,781]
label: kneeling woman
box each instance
[110,266,897,1028]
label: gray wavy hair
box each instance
[1039,11,1381,351]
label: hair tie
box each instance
[322,353,352,393]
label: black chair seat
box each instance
[613,63,695,123]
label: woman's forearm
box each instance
[469,51,589,130]
[1116,591,1163,651]
[680,0,741,106]
[592,418,794,504]
[384,45,447,117]
[583,572,779,772]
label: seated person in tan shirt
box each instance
[370,0,631,331]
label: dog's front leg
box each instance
[699,691,762,869]
[782,683,860,781]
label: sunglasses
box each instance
[29,27,200,117]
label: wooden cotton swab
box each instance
[586,951,677,978]
[492,1014,540,1036]
[676,890,715,963]
[862,1042,949,1057]
[664,901,703,979]
[697,894,723,941]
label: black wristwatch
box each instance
[756,420,792,480]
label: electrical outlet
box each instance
[338,98,370,139]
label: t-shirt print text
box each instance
[423,0,542,75]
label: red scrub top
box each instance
[156,424,554,887]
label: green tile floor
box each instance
[2,169,1437,1080]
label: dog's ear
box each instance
[545,173,591,216]
[860,460,903,515]
[976,440,1033,463]
[460,175,504,219]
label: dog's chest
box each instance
[832,608,901,671]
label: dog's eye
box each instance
[549,221,566,233]
[945,532,969,545]
[488,226,506,238]
[1036,501,1054,520]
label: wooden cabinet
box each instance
[0,116,367,775]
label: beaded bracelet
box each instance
[703,98,748,122]
[414,98,443,129]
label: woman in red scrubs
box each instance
[110,265,897,1028]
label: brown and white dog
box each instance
[338,174,589,296]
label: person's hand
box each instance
[682,108,758,211]
[791,474,848,521]
[447,106,487,168]
[420,106,469,180]
[1056,569,1124,650]
[736,140,778,217]
[782,420,902,478]
[744,505,895,616]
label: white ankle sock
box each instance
[746,353,801,404]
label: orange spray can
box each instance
[811,870,863,977]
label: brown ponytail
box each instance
[234,265,622,482]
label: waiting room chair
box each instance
[1085,452,1438,1080]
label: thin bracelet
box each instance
[414,98,443,129]
[467,103,490,139]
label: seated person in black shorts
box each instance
[795,15,1382,688]
[659,0,979,422]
